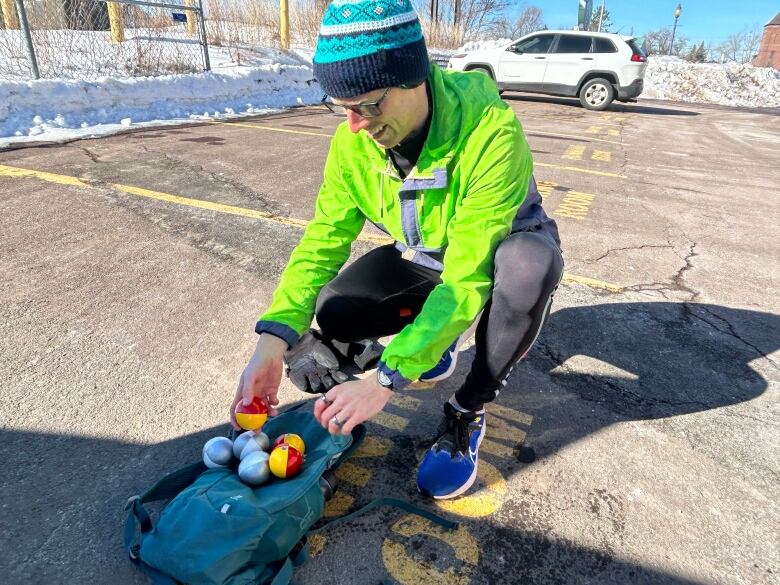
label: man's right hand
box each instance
[230,334,288,429]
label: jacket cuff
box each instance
[255,321,299,349]
[377,361,412,391]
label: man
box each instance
[231,0,562,499]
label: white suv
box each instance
[448,30,648,110]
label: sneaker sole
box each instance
[430,418,486,500]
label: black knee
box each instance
[493,232,563,313]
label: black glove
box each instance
[284,330,351,394]
[330,338,385,371]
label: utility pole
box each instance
[597,0,606,32]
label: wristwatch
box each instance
[376,362,412,391]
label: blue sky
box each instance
[522,1,777,44]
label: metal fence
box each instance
[0,1,455,81]
[0,0,209,80]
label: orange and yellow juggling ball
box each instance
[269,444,303,479]
[272,433,306,455]
[235,397,269,431]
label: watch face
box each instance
[378,370,392,387]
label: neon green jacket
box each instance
[257,65,534,387]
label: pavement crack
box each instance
[536,341,708,413]
[74,145,101,163]
[586,244,674,264]
[688,306,778,370]
[670,240,699,301]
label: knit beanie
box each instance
[313,0,430,98]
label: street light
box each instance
[670,3,682,56]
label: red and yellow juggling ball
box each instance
[235,397,269,431]
[272,433,306,455]
[269,444,303,479]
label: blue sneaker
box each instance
[416,402,486,499]
[418,340,459,382]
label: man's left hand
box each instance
[313,376,393,435]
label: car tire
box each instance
[469,66,494,81]
[579,78,615,111]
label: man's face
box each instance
[333,86,425,149]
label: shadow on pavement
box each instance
[2,302,775,584]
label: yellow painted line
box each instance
[527,130,622,145]
[0,163,625,293]
[0,163,391,246]
[487,403,534,426]
[353,435,392,458]
[585,125,602,134]
[323,491,354,517]
[308,534,327,557]
[536,179,556,199]
[554,190,595,220]
[480,437,517,458]
[334,462,372,487]
[210,120,332,138]
[0,164,89,187]
[562,144,585,160]
[534,161,626,178]
[608,128,620,137]
[485,415,529,444]
[434,459,506,518]
[372,411,409,432]
[563,273,624,292]
[591,150,612,162]
[388,393,421,411]
[382,540,471,585]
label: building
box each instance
[753,12,780,69]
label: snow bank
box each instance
[2,38,778,148]
[0,46,322,147]
[643,56,780,108]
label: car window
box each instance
[554,35,593,54]
[627,38,647,57]
[512,34,554,54]
[594,37,617,53]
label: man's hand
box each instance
[313,375,393,435]
[230,334,288,429]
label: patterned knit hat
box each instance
[313,0,430,98]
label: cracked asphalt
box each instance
[1,95,778,585]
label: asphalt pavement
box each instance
[1,94,778,585]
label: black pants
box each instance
[315,232,564,411]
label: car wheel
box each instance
[579,78,615,111]
[469,66,494,80]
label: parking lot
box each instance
[1,95,778,585]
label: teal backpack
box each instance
[124,406,456,585]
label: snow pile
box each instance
[644,56,780,108]
[457,39,510,52]
[0,45,322,147]
[2,35,779,148]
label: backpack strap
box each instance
[124,462,206,562]
[310,497,458,534]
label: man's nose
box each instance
[346,110,370,133]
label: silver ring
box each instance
[319,394,333,405]
[331,415,344,428]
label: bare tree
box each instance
[716,26,762,64]
[489,4,545,39]
[643,27,673,55]
[419,0,512,46]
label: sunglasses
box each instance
[322,87,392,118]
